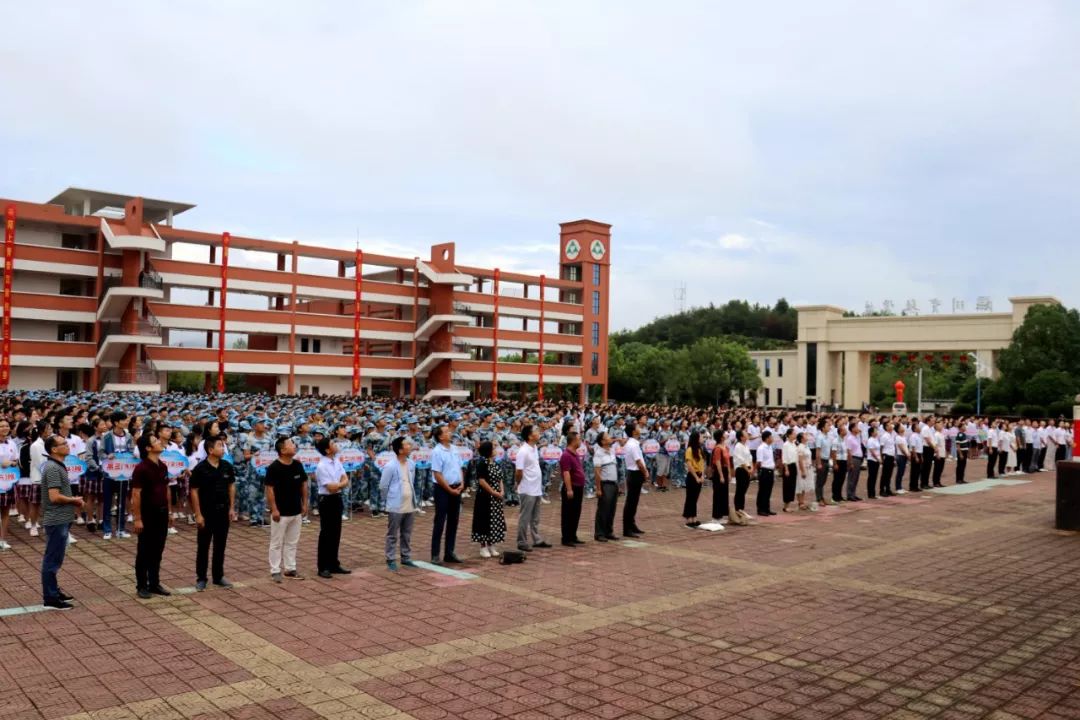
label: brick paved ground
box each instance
[1,465,1079,720]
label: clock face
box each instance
[565,238,581,261]
[589,239,606,260]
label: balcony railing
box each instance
[99,271,164,299]
[99,318,161,340]
[101,365,159,386]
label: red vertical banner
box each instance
[492,269,500,399]
[538,274,545,402]
[352,249,363,396]
[1,205,14,389]
[217,232,230,393]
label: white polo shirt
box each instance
[514,442,543,496]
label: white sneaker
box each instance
[641,487,650,494]
[490,547,501,557]
[118,530,131,539]
[67,533,77,545]
[126,514,133,523]
[896,489,907,495]
[8,508,16,517]
[29,525,39,537]
[341,514,349,521]
[0,539,10,550]
[187,514,196,525]
[810,502,819,512]
[540,496,551,505]
[167,527,178,535]
[479,546,491,558]
[24,520,31,530]
[415,508,427,515]
[102,532,112,540]
[585,492,596,500]
[75,516,85,525]
[301,517,311,525]
[462,491,471,499]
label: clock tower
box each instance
[559,219,611,403]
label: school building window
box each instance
[764,388,771,405]
[764,358,771,377]
[592,291,600,315]
[592,263,601,285]
[591,322,600,345]
[591,352,599,375]
[778,358,783,377]
[777,388,783,405]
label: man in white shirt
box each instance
[919,419,935,489]
[515,424,550,552]
[931,422,947,487]
[755,431,777,516]
[880,421,896,497]
[908,426,924,492]
[730,430,753,524]
[985,422,999,479]
[621,422,650,537]
[314,437,350,578]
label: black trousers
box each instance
[895,455,907,491]
[317,494,343,572]
[1022,444,1033,472]
[956,454,967,483]
[713,468,730,519]
[986,449,998,478]
[756,468,774,514]
[881,455,895,495]
[734,467,751,511]
[135,507,169,590]
[997,449,1008,476]
[431,485,461,559]
[920,448,934,487]
[866,460,879,499]
[560,484,584,542]
[623,470,644,532]
[196,507,231,582]
[1037,448,1047,469]
[682,477,701,519]
[782,463,797,504]
[594,481,618,538]
[933,458,946,486]
[909,456,922,491]
[832,460,847,502]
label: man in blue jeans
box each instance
[41,434,83,610]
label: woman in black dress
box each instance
[471,441,506,558]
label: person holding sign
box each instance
[0,419,19,550]
[380,435,419,571]
[189,435,237,591]
[315,437,351,579]
[132,433,172,599]
[102,412,134,540]
[40,435,82,610]
[430,424,466,564]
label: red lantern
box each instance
[908,353,918,362]
[875,353,885,364]
[924,354,934,363]
[891,354,900,363]
[959,355,968,364]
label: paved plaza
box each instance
[1,467,1078,720]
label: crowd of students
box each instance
[1,391,1072,609]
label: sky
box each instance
[2,0,1079,330]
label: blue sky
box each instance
[2,0,1078,329]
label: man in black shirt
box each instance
[265,437,308,582]
[132,433,171,599]
[955,429,970,484]
[190,435,237,591]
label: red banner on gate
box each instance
[352,248,362,396]
[217,232,230,393]
[1,205,15,388]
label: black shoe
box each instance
[561,541,578,547]
[149,585,171,596]
[443,554,463,564]
[371,511,382,518]
[623,531,641,538]
[689,521,701,527]
[573,538,586,544]
[933,483,943,488]
[595,536,608,543]
[136,588,153,599]
[632,528,646,535]
[956,480,967,484]
[850,497,863,502]
[57,590,74,602]
[517,546,532,553]
[533,542,552,549]
[213,578,234,589]
[44,598,74,610]
[330,567,352,575]
[196,580,207,592]
[430,555,443,564]
[318,570,333,579]
[86,522,97,534]
[605,535,619,541]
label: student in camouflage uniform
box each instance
[583,416,602,500]
[670,420,690,488]
[610,416,628,488]
[654,418,674,492]
[538,418,560,504]
[363,417,390,518]
[290,422,316,523]
[502,418,521,506]
[242,419,274,526]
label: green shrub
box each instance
[950,403,974,416]
[1016,404,1046,419]
[985,405,1010,417]
[1047,400,1074,419]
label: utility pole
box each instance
[917,367,923,414]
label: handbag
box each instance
[499,550,526,565]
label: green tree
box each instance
[998,304,1080,381]
[1022,369,1076,408]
